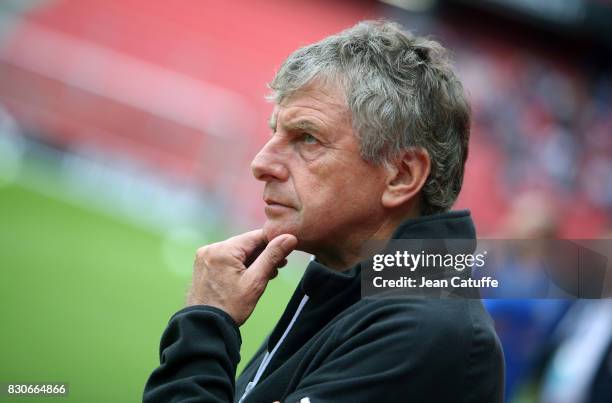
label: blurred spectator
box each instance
[484,192,571,401]
[538,300,612,403]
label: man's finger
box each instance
[226,229,267,258]
[247,234,297,284]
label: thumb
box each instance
[247,234,298,284]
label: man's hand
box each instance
[187,229,298,326]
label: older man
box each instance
[144,21,504,402]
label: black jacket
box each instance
[144,210,505,402]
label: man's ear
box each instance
[381,148,431,209]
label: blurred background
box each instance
[0,0,610,401]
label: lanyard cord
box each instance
[238,294,310,403]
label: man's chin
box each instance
[262,220,298,243]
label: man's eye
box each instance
[302,133,318,144]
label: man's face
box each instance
[251,81,388,251]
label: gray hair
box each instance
[268,20,470,215]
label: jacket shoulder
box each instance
[329,297,504,401]
[335,297,489,343]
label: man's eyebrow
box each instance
[281,119,322,134]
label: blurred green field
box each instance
[0,178,301,402]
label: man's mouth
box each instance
[264,198,295,214]
[265,200,291,208]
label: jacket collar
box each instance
[300,210,476,300]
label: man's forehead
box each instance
[284,80,346,106]
[268,113,321,138]
[268,104,335,134]
[268,84,349,131]
[268,105,279,126]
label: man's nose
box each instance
[251,139,289,182]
